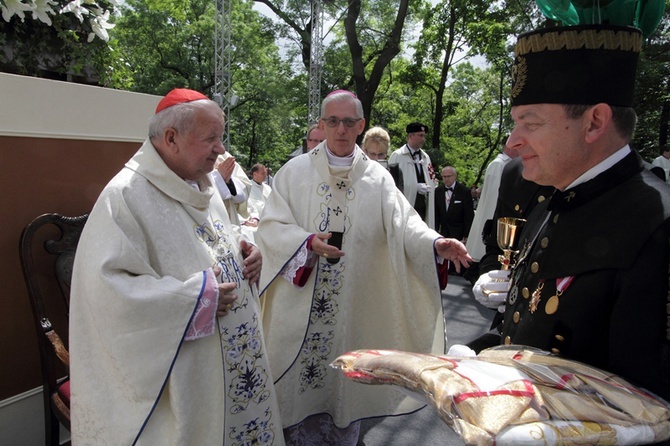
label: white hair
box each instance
[148,99,223,140]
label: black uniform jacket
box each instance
[434,181,474,240]
[474,151,670,402]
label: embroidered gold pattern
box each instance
[511,56,527,100]
[515,28,642,57]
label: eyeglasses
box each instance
[322,117,362,128]
[307,138,325,143]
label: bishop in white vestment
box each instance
[255,90,471,445]
[70,89,284,446]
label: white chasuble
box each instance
[70,140,283,446]
[256,145,446,429]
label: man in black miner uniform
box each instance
[465,24,670,404]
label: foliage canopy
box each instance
[2,0,668,181]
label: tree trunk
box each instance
[344,0,410,135]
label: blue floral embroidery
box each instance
[189,213,278,444]
[296,182,355,393]
[230,410,278,445]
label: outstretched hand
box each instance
[434,237,472,273]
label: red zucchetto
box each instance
[155,88,209,114]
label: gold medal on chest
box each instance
[545,295,560,314]
[545,277,573,315]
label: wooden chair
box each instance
[19,213,88,446]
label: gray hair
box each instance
[148,99,224,140]
[320,91,364,119]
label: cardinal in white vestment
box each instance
[70,89,284,446]
[255,90,471,446]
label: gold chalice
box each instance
[497,217,526,271]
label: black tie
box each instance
[411,150,425,182]
[446,187,453,192]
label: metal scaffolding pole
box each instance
[214,0,232,148]
[308,0,323,125]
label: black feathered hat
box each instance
[406,122,429,134]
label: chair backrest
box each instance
[19,212,88,444]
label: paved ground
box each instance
[358,275,496,446]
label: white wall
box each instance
[0,387,69,446]
[0,72,159,141]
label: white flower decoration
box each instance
[59,0,89,23]
[31,0,57,26]
[1,0,34,22]
[2,0,119,42]
[88,8,114,42]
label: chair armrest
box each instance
[45,329,70,368]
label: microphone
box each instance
[327,232,343,264]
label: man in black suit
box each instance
[434,166,474,242]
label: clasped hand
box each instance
[240,239,261,285]
[212,266,237,317]
[216,156,236,182]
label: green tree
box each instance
[253,0,315,70]
[633,9,670,161]
[109,0,297,169]
[439,63,509,187]
[112,0,217,94]
[254,0,423,135]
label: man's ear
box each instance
[584,103,612,144]
[356,118,366,136]
[163,128,179,152]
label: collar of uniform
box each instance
[547,150,642,213]
[565,145,631,190]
